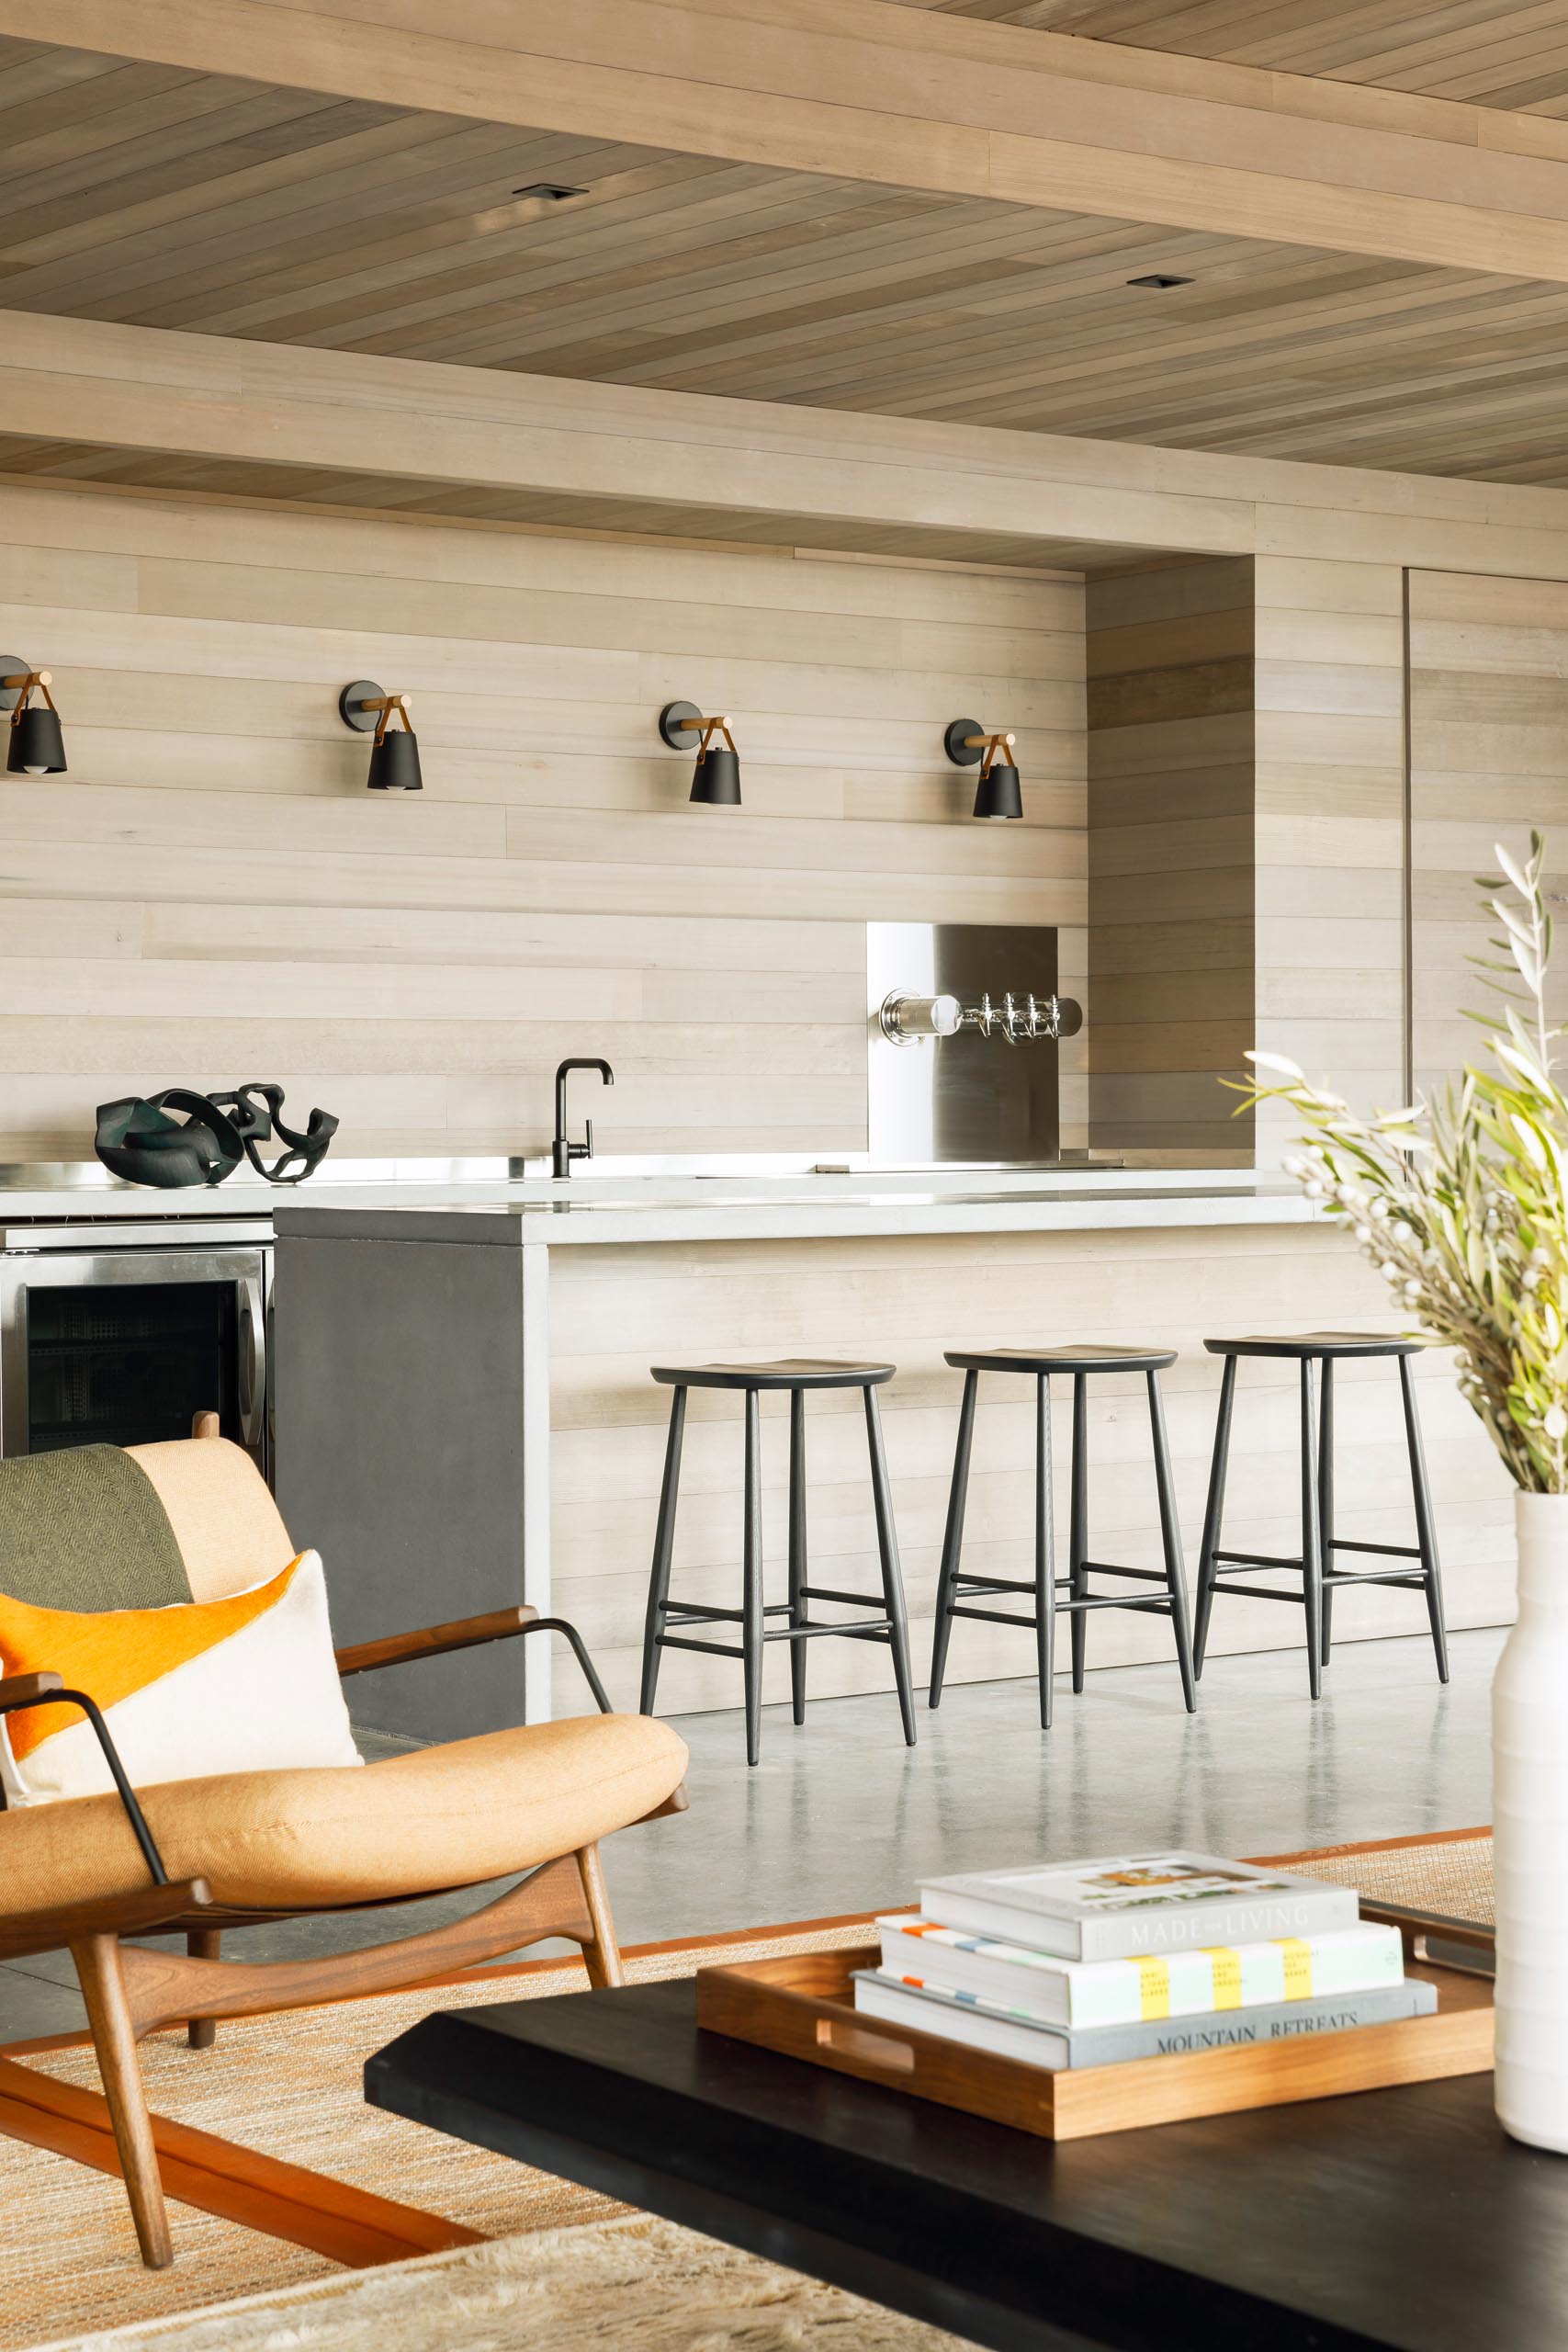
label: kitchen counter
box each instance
[2,1165,1314,1244]
[268,1166,1508,1745]
[273,1168,1318,1250]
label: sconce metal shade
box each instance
[944,715,1021,820]
[366,727,423,792]
[6,702,66,776]
[660,699,741,807]
[0,659,66,775]
[973,758,1021,820]
[690,744,740,806]
[340,676,422,791]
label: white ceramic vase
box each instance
[1494,1489,1568,2152]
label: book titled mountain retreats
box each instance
[919,1851,1358,1960]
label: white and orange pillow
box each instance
[0,1551,362,1806]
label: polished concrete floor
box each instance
[0,1626,1497,2043]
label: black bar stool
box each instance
[1194,1332,1450,1699]
[638,1358,917,1766]
[928,1345,1197,1727]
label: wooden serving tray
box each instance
[695,1940,1494,2142]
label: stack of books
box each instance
[854,1850,1436,2071]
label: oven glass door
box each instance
[0,1249,268,1466]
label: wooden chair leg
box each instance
[70,1932,173,2270]
[576,1843,626,1989]
[186,1928,220,2049]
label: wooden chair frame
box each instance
[0,1585,684,2269]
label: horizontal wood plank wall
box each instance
[1408,568,1568,1106]
[1087,557,1254,1165]
[547,1222,1509,1717]
[1251,554,1408,1171]
[0,481,1086,1159]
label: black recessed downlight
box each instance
[513,182,587,201]
[1128,273,1193,288]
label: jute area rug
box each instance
[29,2216,969,2352]
[0,1916,885,2350]
[1,1835,1492,2352]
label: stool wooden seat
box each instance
[1194,1333,1449,1699]
[929,1347,1197,1727]
[946,1344,1178,1377]
[651,1359,895,1391]
[1200,1332,1426,1362]
[640,1359,915,1765]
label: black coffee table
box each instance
[367,1976,1568,2352]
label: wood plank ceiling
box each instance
[890,2,1568,114]
[5,32,1568,488]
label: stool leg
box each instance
[1069,1373,1089,1692]
[1318,1358,1336,1668]
[1399,1354,1450,1685]
[640,1385,687,1716]
[788,1387,807,1725]
[742,1386,764,1766]
[1147,1369,1197,1713]
[1194,1355,1236,1674]
[864,1385,917,1747]
[1034,1374,1055,1729]
[1300,1358,1325,1701]
[929,1370,977,1708]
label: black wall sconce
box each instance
[0,660,66,775]
[339,679,423,792]
[660,700,740,806]
[944,718,1021,820]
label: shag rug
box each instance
[0,1834,1490,2352]
[28,2214,974,2352]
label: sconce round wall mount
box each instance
[339,677,423,791]
[1,657,67,775]
[660,698,740,806]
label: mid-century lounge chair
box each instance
[0,1423,688,2269]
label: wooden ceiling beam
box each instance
[10,0,1568,284]
[10,307,1568,577]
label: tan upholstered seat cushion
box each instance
[0,1712,687,1915]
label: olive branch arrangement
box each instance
[1241,833,1568,1493]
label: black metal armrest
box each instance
[335,1608,613,1714]
[0,1671,169,1885]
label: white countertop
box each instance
[269,1169,1322,1249]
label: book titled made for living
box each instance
[919,1851,1357,1960]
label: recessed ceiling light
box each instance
[1127,273,1193,289]
[512,182,586,201]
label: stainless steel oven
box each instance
[0,1225,270,1475]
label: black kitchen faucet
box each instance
[552,1058,614,1179]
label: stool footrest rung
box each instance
[1077,1561,1169,1583]
[661,1601,794,1626]
[1213,1550,1303,1571]
[949,1576,1043,1598]
[796,1586,886,1609]
[763,1619,893,1643]
[1324,1568,1427,1590]
[1328,1539,1423,1560]
[1066,1593,1174,1615]
[654,1619,894,1657]
[1205,1580,1306,1604]
[949,1603,1042,1630]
